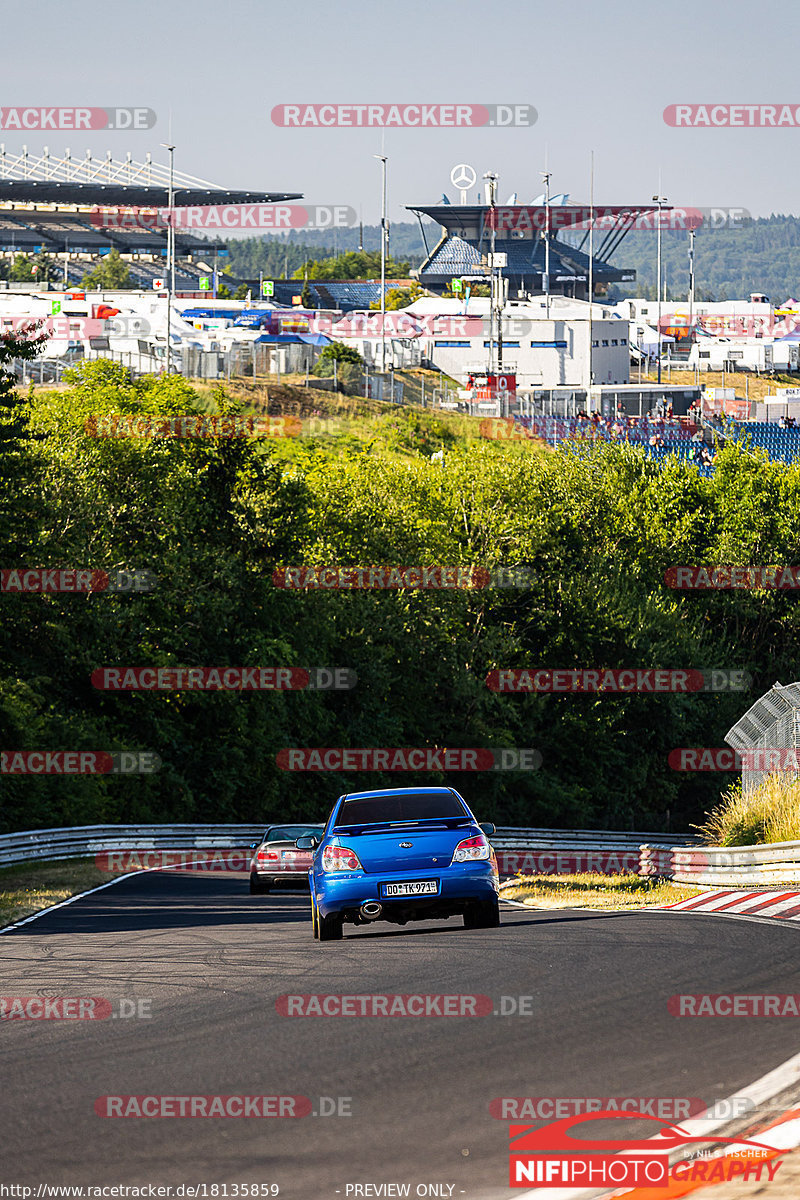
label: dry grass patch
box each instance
[500,871,703,909]
[698,775,800,846]
[0,859,116,928]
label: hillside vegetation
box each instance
[3,361,800,835]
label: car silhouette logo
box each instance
[399,842,413,848]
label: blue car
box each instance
[295,786,500,940]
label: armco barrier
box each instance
[0,824,265,868]
[0,823,693,875]
[666,841,800,886]
[493,828,692,877]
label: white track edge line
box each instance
[517,1029,800,1199]
[0,861,229,933]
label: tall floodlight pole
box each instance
[688,225,696,331]
[484,171,497,374]
[541,170,551,317]
[653,190,668,384]
[374,154,387,375]
[161,142,175,374]
[587,152,594,397]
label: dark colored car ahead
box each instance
[297,786,500,940]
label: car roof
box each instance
[263,822,324,834]
[340,786,458,801]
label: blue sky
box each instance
[2,0,798,223]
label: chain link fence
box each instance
[726,682,800,794]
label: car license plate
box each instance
[381,880,439,897]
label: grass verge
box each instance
[698,776,800,846]
[0,859,116,928]
[499,872,703,909]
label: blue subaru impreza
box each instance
[295,786,500,940]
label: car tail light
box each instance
[257,849,280,862]
[322,845,362,872]
[451,834,491,863]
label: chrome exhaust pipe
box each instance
[360,901,383,920]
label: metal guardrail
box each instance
[0,825,265,868]
[0,824,693,871]
[641,840,800,886]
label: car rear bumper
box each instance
[314,863,499,921]
[252,869,311,886]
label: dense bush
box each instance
[2,358,799,834]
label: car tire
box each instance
[249,874,271,894]
[318,911,344,941]
[464,899,500,929]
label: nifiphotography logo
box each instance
[507,1110,781,1187]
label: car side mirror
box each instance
[479,822,496,837]
[295,836,316,849]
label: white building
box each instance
[405,295,629,389]
[686,338,799,372]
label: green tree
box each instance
[293,250,409,281]
[30,253,59,284]
[81,249,132,290]
[369,282,425,310]
[9,255,35,282]
[301,278,313,308]
[234,284,250,301]
[217,282,232,299]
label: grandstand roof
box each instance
[407,202,642,296]
[408,204,661,239]
[0,181,300,207]
[0,148,300,207]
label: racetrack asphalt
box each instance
[3,869,800,1199]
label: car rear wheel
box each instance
[318,911,344,941]
[464,899,500,929]
[249,874,271,894]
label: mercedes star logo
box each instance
[450,163,477,191]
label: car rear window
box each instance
[264,826,322,842]
[335,792,468,826]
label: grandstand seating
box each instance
[258,279,388,313]
[521,414,715,478]
[730,421,800,465]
